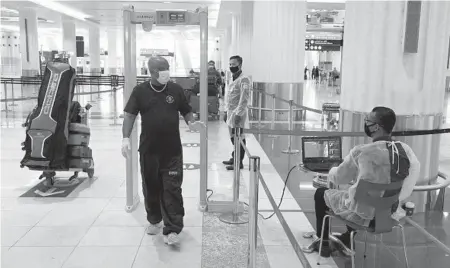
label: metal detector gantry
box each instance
[122,6,209,212]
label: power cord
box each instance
[206,189,214,202]
[243,165,298,220]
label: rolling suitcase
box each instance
[68,158,93,169]
[68,146,92,158]
[68,123,90,146]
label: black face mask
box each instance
[364,124,372,137]
[230,66,239,73]
[364,123,378,137]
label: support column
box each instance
[221,30,230,71]
[230,14,240,57]
[251,0,306,117]
[62,18,77,68]
[19,8,40,77]
[239,1,253,74]
[107,29,118,75]
[340,1,450,212]
[89,26,101,75]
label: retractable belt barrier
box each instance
[242,126,450,137]
[0,87,123,103]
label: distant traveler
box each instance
[222,55,250,171]
[302,107,420,257]
[121,56,204,246]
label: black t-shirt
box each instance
[124,81,192,154]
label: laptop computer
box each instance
[301,136,343,172]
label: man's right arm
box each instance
[122,88,140,138]
[122,112,137,138]
[328,148,359,185]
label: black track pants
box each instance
[140,151,184,235]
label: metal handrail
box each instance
[249,87,322,114]
[413,172,450,191]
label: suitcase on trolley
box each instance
[68,123,90,146]
[189,95,219,115]
[68,146,92,158]
[68,157,93,169]
[20,61,76,170]
[207,96,219,115]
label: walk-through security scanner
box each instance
[122,6,209,212]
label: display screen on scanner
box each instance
[302,137,342,159]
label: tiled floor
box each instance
[1,80,450,268]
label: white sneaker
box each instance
[146,222,162,235]
[164,233,180,245]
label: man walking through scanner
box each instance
[121,56,204,245]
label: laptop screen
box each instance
[302,136,342,161]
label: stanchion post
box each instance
[3,82,8,112]
[282,100,299,154]
[258,92,262,128]
[110,86,121,126]
[233,127,241,214]
[271,94,275,129]
[219,127,249,224]
[11,82,15,108]
[268,94,278,139]
[247,156,260,268]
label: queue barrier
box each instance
[226,124,450,268]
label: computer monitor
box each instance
[301,136,343,172]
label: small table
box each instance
[297,164,333,189]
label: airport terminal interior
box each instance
[1,0,450,268]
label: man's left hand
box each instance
[189,121,206,132]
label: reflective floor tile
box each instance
[37,206,103,227]
[1,226,31,247]
[1,209,50,226]
[62,246,138,268]
[132,245,202,268]
[93,208,148,227]
[16,226,89,247]
[1,246,73,268]
[79,226,145,246]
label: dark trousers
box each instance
[140,151,184,235]
[231,127,246,164]
[315,188,355,240]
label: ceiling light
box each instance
[163,1,172,3]
[1,7,19,14]
[0,25,20,32]
[29,0,91,21]
[1,17,19,22]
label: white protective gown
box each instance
[225,72,251,137]
[325,140,420,226]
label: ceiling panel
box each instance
[1,0,221,30]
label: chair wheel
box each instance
[87,169,94,179]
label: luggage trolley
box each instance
[21,103,95,186]
[321,103,340,131]
[20,54,95,186]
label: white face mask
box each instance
[157,70,170,84]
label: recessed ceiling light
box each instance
[1,7,19,14]
[163,1,172,3]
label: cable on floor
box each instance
[243,165,298,220]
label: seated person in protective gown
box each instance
[302,106,420,257]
